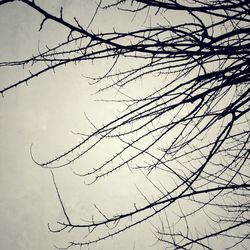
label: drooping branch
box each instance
[1,0,249,248]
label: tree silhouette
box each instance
[0,0,249,249]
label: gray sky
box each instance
[1,1,246,250]
[0,1,167,249]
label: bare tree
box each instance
[0,0,249,249]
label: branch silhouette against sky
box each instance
[0,0,249,249]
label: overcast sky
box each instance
[0,1,169,249]
[1,1,245,250]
